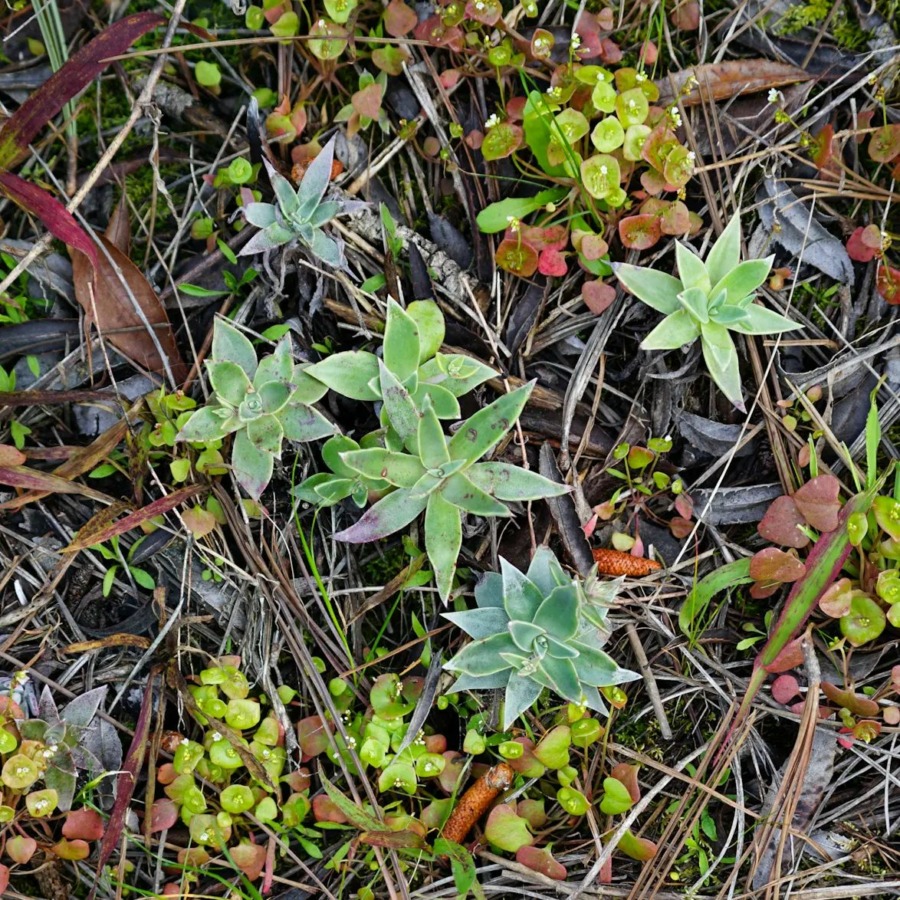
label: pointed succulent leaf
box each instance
[293,473,347,506]
[710,305,751,326]
[383,299,421,385]
[545,636,579,659]
[243,202,277,229]
[238,224,293,255]
[700,322,743,409]
[321,436,364,477]
[509,620,545,651]
[534,587,579,640]
[307,351,381,401]
[448,672,511,693]
[711,257,774,306]
[254,336,294,385]
[334,488,428,543]
[499,557,544,622]
[502,677,543,730]
[675,242,710,294]
[677,287,710,323]
[306,229,346,269]
[340,449,425,488]
[570,640,638,684]
[418,396,451,470]
[448,383,533,464]
[474,572,505,608]
[257,380,292,414]
[727,304,800,335]
[212,319,257,378]
[445,633,518,676]
[279,403,335,442]
[467,462,569,502]
[290,365,330,404]
[443,608,510,640]
[526,548,570,596]
[407,300,445,363]
[425,492,463,603]
[265,160,300,218]
[441,473,512,517]
[705,212,742,286]
[307,200,341,228]
[537,656,581,702]
[408,470,446,499]
[179,406,238,442]
[640,309,701,350]
[379,359,420,452]
[419,354,497,397]
[296,137,336,220]
[611,263,682,314]
[232,430,274,499]
[579,684,609,715]
[413,382,460,419]
[247,414,284,454]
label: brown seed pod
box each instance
[440,763,515,845]
[592,547,662,577]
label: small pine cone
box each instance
[440,763,515,845]
[592,548,662,577]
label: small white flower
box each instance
[484,113,500,129]
[211,732,222,742]
[767,89,783,104]
[635,71,647,83]
[670,109,683,127]
[180,738,190,746]
[687,151,696,162]
[571,33,582,49]
[599,165,609,176]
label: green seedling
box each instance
[612,212,800,411]
[91,534,156,597]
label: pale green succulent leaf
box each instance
[711,257,774,306]
[243,201,277,229]
[502,678,543,731]
[307,351,381,401]
[306,228,346,269]
[727,304,801,335]
[419,353,497,397]
[417,397,451,470]
[705,212,742,286]
[413,382,460,419]
[257,380,292,414]
[534,587,579,640]
[383,300,421,386]
[266,160,300,218]
[677,287,710,324]
[466,462,569,502]
[442,473,512,517]
[293,473,349,506]
[442,607,510,640]
[340,449,425,488]
[407,470,445,499]
[211,319,257,379]
[675,242,710,294]
[537,656,581,702]
[246,414,284,455]
[232,430,274,500]
[321,435,361,478]
[611,263,682,314]
[508,620,546,651]
[474,572,505,609]
[290,365,330,404]
[499,557,544,622]
[254,336,294,386]
[445,632,517,676]
[407,300,445,364]
[701,322,744,410]
[379,359,420,453]
[239,223,294,255]
[178,406,237,443]
[579,684,609,716]
[426,492,463,603]
[334,488,427,543]
[526,547,570,596]
[308,200,341,228]
[710,305,751,326]
[448,382,534,464]
[279,404,335,442]
[296,136,335,220]
[448,672,510,693]
[569,640,637,684]
[545,636,579,659]
[640,309,701,351]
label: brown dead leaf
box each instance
[655,60,814,108]
[70,234,187,382]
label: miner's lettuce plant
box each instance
[239,136,362,267]
[179,319,334,499]
[443,549,640,729]
[612,212,800,411]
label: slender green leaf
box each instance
[425,492,462,602]
[611,263,683,314]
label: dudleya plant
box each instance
[239,136,361,267]
[178,319,334,499]
[443,548,640,729]
[612,212,800,411]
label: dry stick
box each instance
[625,623,673,741]
[0,0,190,299]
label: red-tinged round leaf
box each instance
[869,124,900,163]
[749,547,806,583]
[758,495,810,548]
[495,239,539,278]
[616,828,658,861]
[669,516,693,539]
[674,493,693,520]
[484,804,533,852]
[481,123,523,161]
[6,835,37,864]
[465,0,501,25]
[440,69,461,90]
[598,37,623,64]
[150,798,179,834]
[0,863,8,894]
[847,228,880,263]
[573,11,604,59]
[771,674,801,705]
[853,719,881,742]
[609,763,641,803]
[372,45,410,76]
[156,762,176,786]
[821,682,880,717]
[640,40,658,64]
[819,578,854,618]
[579,234,609,260]
[384,0,417,37]
[506,95,526,121]
[0,445,25,466]
[538,247,568,278]
[793,475,841,532]
[516,799,547,829]
[421,798,453,830]
[750,581,781,600]
[884,706,900,725]
[437,751,465,794]
[183,506,217,539]
[659,200,691,236]
[51,838,90,861]
[876,263,900,305]
[352,83,383,121]
[63,807,104,841]
[582,280,617,315]
[414,16,464,50]
[618,214,661,251]
[516,845,567,880]
[465,130,484,150]
[313,794,349,824]
[298,715,332,760]
[765,638,805,674]
[231,842,266,880]
[840,593,886,647]
[670,0,700,30]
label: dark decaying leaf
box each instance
[428,213,473,269]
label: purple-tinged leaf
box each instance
[757,494,810,548]
[793,475,841,532]
[334,488,427,543]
